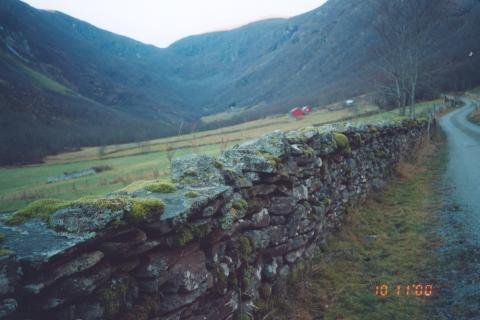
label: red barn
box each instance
[302,105,313,113]
[290,107,304,119]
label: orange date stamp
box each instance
[374,284,433,297]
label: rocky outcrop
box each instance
[0,120,429,319]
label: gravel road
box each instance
[433,97,480,319]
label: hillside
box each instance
[1,0,479,165]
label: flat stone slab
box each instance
[0,219,92,267]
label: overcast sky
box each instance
[22,0,327,48]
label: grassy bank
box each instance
[266,133,446,319]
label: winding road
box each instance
[440,98,480,240]
[435,97,480,319]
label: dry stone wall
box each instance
[0,120,429,320]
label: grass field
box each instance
[0,97,442,212]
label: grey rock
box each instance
[25,251,104,294]
[270,215,286,225]
[262,259,279,281]
[134,248,178,279]
[220,149,276,174]
[269,197,295,216]
[50,204,124,234]
[40,263,112,310]
[293,185,309,201]
[251,209,270,228]
[236,130,289,158]
[0,258,20,296]
[244,226,288,250]
[100,240,161,259]
[171,154,224,186]
[286,127,319,143]
[285,247,305,264]
[0,298,17,318]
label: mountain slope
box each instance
[1,0,479,165]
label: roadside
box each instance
[262,128,446,319]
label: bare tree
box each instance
[372,0,458,116]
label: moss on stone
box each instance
[323,198,332,207]
[127,198,165,223]
[232,199,248,211]
[242,267,255,289]
[303,146,316,158]
[239,236,252,261]
[75,196,129,211]
[333,133,350,150]
[5,199,70,225]
[184,191,200,198]
[174,226,194,247]
[0,249,15,257]
[191,223,211,239]
[144,181,176,193]
[214,160,225,169]
[0,233,5,242]
[257,151,281,166]
[97,282,129,319]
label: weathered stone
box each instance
[262,258,279,281]
[220,149,277,174]
[244,226,288,250]
[250,184,277,196]
[293,185,308,201]
[50,205,124,234]
[236,130,289,158]
[269,197,295,216]
[250,209,270,228]
[134,249,178,279]
[0,298,17,318]
[0,257,20,297]
[24,251,104,294]
[270,215,286,225]
[40,263,112,310]
[285,248,305,264]
[100,240,161,259]
[172,154,225,186]
[163,248,209,294]
[312,132,338,155]
[143,220,173,235]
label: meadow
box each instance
[0,98,441,212]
